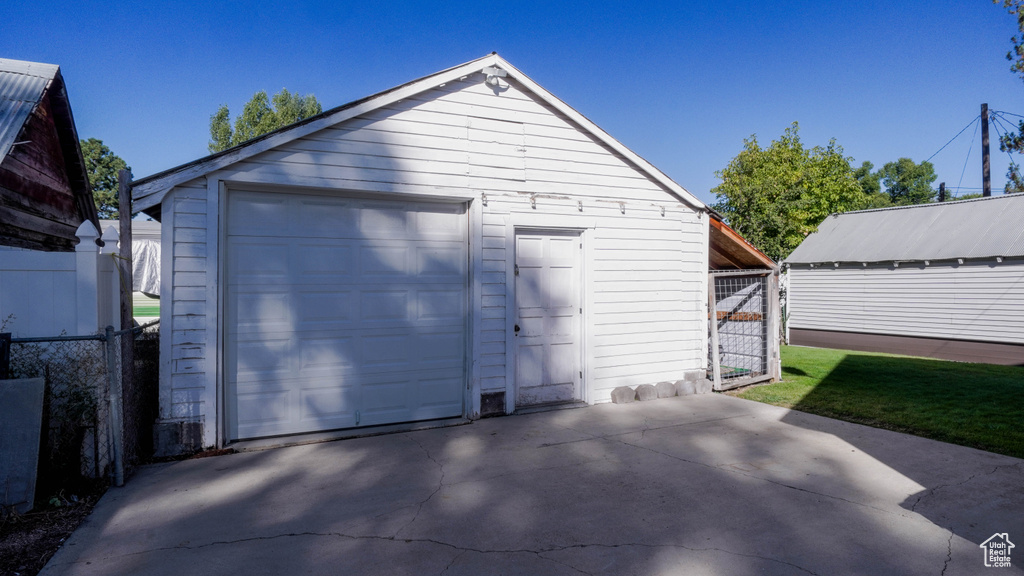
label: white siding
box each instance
[160,74,707,443]
[788,260,1024,345]
[162,179,208,422]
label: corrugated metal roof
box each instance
[785,194,1024,263]
[0,58,59,160]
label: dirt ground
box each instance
[0,488,105,576]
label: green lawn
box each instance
[733,345,1024,459]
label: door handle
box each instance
[514,324,520,333]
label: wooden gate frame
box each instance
[708,269,782,391]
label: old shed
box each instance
[132,54,713,452]
[0,58,97,251]
[785,195,1024,365]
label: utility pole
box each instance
[938,182,945,202]
[982,103,991,197]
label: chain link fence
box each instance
[1,321,159,492]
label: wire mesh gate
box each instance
[708,270,778,391]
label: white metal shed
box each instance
[132,54,711,453]
[785,194,1024,365]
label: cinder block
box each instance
[153,418,205,458]
[683,370,704,383]
[675,379,697,396]
[611,386,635,404]
[655,381,676,398]
[635,384,658,401]
[696,378,714,395]
[479,392,506,417]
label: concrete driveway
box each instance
[42,394,1023,575]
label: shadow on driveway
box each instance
[42,394,1024,575]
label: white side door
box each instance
[514,230,582,406]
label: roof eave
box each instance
[133,53,705,213]
[132,54,501,211]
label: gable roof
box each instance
[132,53,704,212]
[0,58,61,160]
[785,194,1024,264]
[0,57,98,246]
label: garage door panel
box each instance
[234,337,293,379]
[298,336,356,374]
[235,390,292,426]
[230,242,290,280]
[227,190,467,439]
[297,199,358,236]
[359,291,411,320]
[299,388,358,422]
[417,331,464,363]
[231,291,293,328]
[417,246,467,276]
[227,193,288,232]
[297,244,355,276]
[417,289,464,320]
[360,334,413,369]
[297,291,356,324]
[415,208,466,241]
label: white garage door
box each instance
[225,190,468,440]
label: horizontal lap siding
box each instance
[789,261,1024,345]
[590,209,703,397]
[167,180,208,420]
[224,78,672,203]
[480,212,507,392]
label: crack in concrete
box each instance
[396,436,446,539]
[438,549,465,576]
[940,528,953,576]
[911,462,1024,513]
[69,531,819,575]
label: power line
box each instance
[990,114,1020,167]
[955,119,980,195]
[925,116,980,163]
[992,109,1024,120]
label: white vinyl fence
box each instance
[0,221,121,338]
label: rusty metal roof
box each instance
[785,194,1024,263]
[0,58,59,160]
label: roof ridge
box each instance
[830,193,1024,218]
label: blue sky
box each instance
[3,1,1021,206]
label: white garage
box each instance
[132,54,711,454]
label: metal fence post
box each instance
[105,326,124,487]
[0,332,10,379]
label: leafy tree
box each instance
[995,1,1024,192]
[997,0,1024,81]
[80,138,130,219]
[711,123,864,261]
[878,158,937,205]
[853,160,891,208]
[209,88,322,153]
[853,161,880,195]
[1006,162,1024,192]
